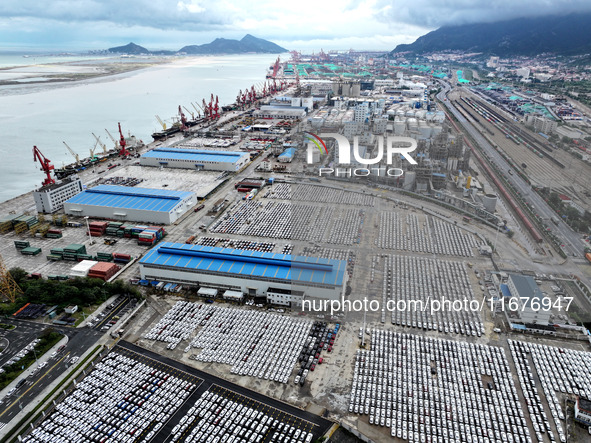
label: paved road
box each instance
[0,318,102,426]
[437,81,583,259]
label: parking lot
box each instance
[384,255,484,336]
[20,340,332,443]
[376,212,480,256]
[350,331,529,442]
[21,345,203,443]
[142,302,313,384]
[264,183,375,207]
[508,339,591,442]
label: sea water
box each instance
[0,53,277,203]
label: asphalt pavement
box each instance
[0,318,102,427]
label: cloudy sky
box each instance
[2,0,591,52]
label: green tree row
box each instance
[1,270,141,317]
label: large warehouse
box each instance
[64,185,197,225]
[139,243,348,305]
[140,148,249,171]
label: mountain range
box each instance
[108,35,286,55]
[392,13,591,56]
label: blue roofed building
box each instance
[64,185,197,224]
[140,148,249,171]
[139,243,348,305]
[277,148,296,163]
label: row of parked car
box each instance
[143,302,314,384]
[22,351,198,443]
[294,321,338,386]
[351,331,530,443]
[169,387,316,443]
[509,340,570,443]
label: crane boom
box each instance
[32,146,55,187]
[62,141,80,165]
[105,128,119,148]
[117,122,129,157]
[92,133,108,155]
[155,115,166,130]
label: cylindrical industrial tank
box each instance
[419,121,432,139]
[415,110,427,120]
[301,96,313,110]
[394,118,406,135]
[407,118,418,131]
[403,171,416,189]
[482,193,498,213]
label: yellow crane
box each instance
[104,128,120,149]
[155,115,167,130]
[92,132,109,155]
[0,253,23,303]
[63,141,80,165]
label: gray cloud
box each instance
[0,0,232,30]
[374,0,591,28]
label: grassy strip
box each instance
[0,332,62,390]
[0,324,15,330]
[1,344,103,443]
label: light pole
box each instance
[84,216,94,246]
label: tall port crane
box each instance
[213,96,220,119]
[62,141,81,166]
[105,128,119,150]
[32,145,55,187]
[117,122,129,157]
[92,132,109,155]
[191,102,201,118]
[178,106,188,131]
[272,56,280,77]
[183,105,195,120]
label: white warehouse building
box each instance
[139,243,348,306]
[140,148,249,172]
[64,185,197,225]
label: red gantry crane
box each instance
[33,145,55,187]
[213,96,220,119]
[178,105,188,131]
[117,122,130,157]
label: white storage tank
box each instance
[394,118,406,135]
[482,193,498,213]
[418,121,431,138]
[407,118,418,132]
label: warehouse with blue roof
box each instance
[139,243,348,305]
[140,147,249,171]
[64,185,197,224]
